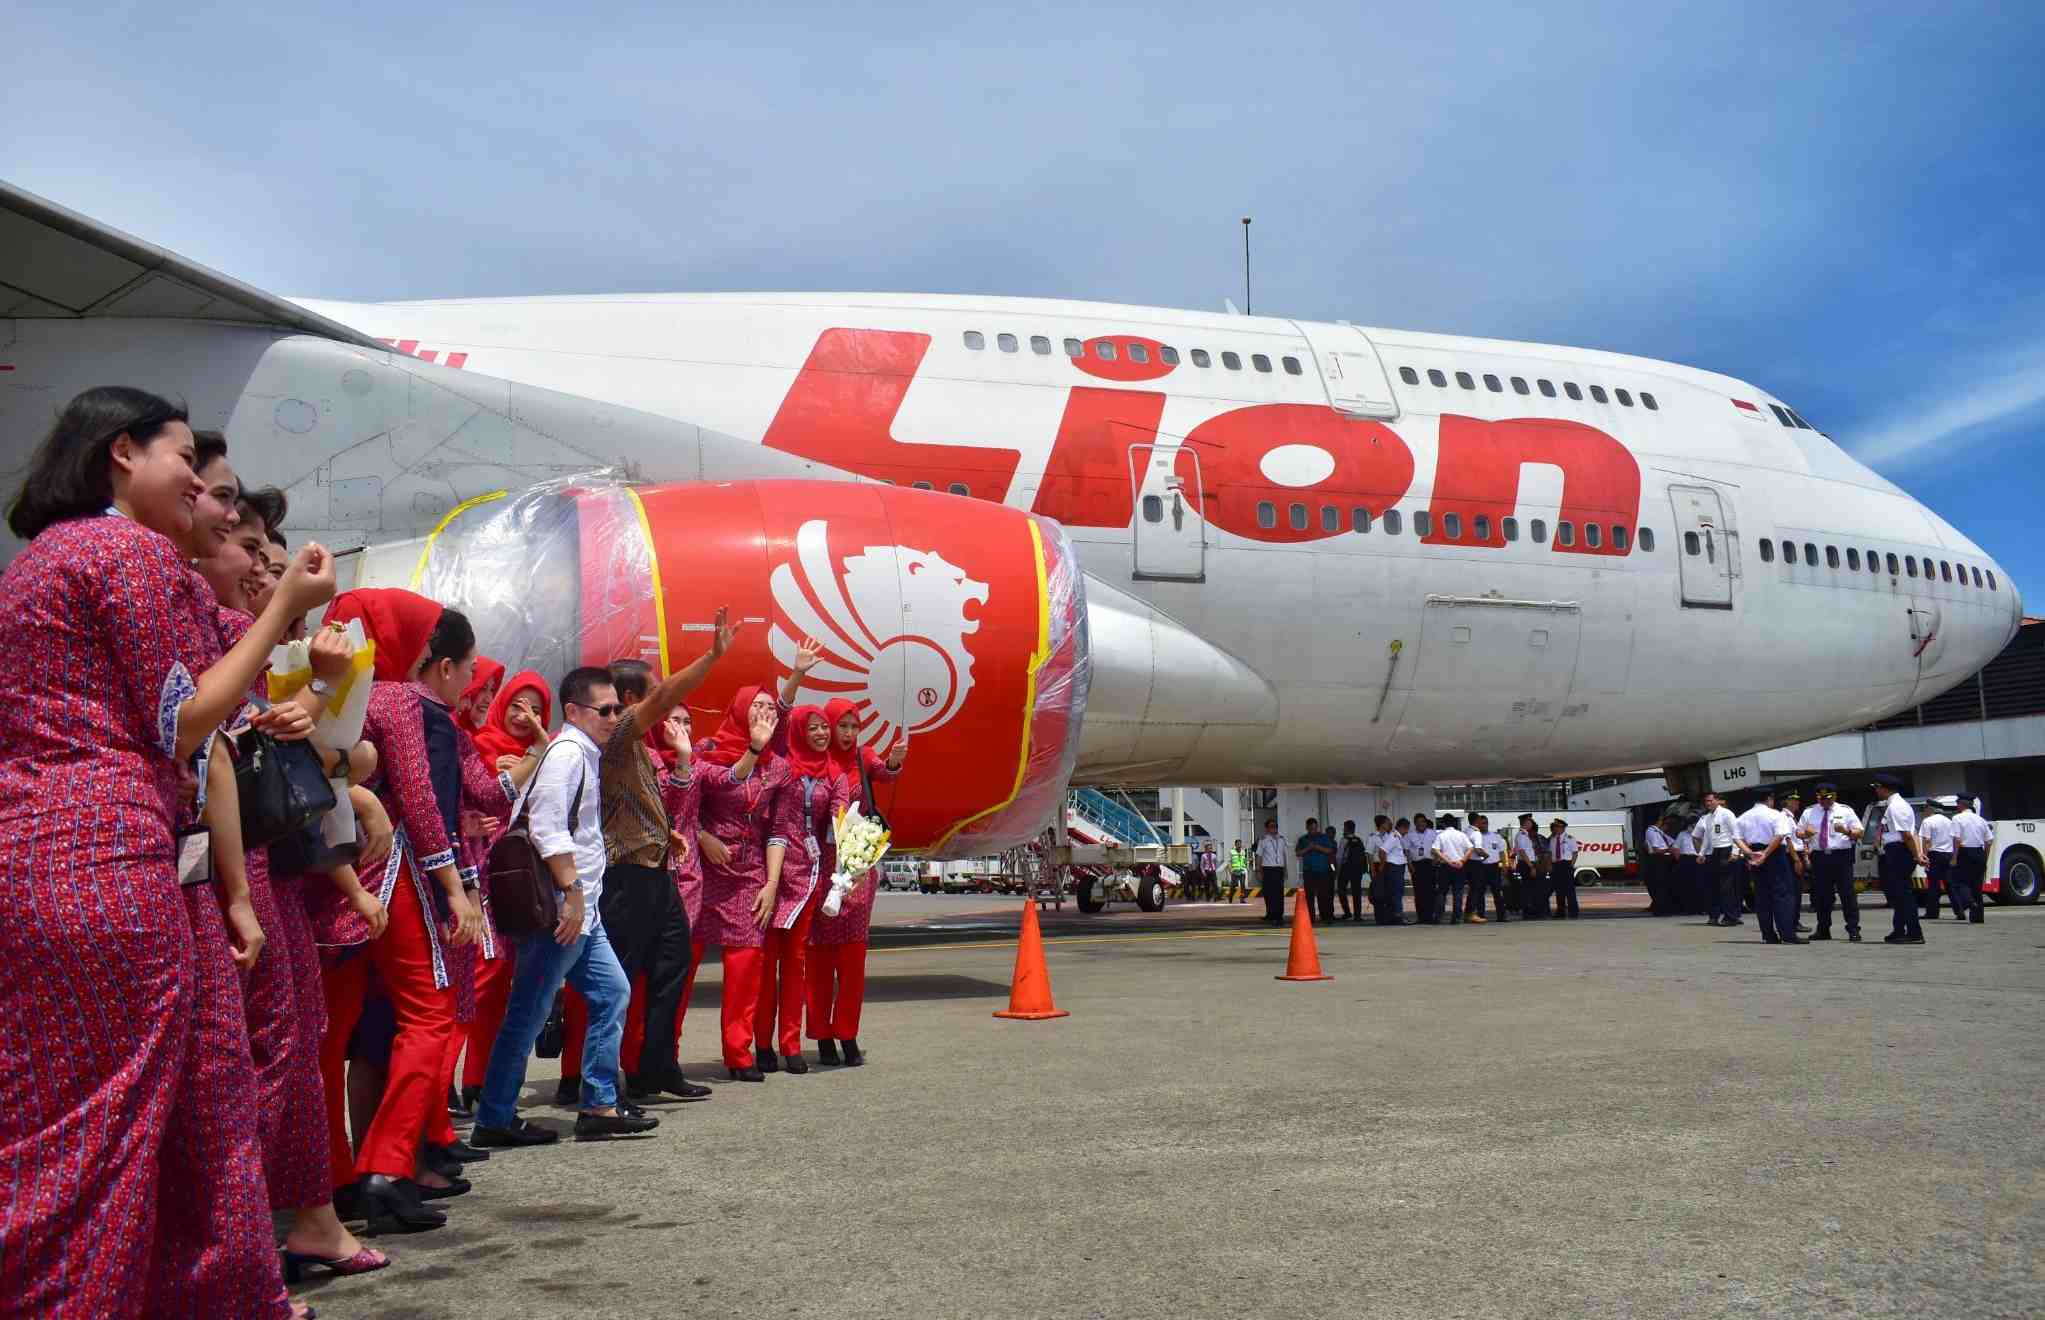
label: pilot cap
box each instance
[1932,795,1961,809]
[1872,773,1903,789]
[1815,781,1838,793]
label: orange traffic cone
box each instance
[1276,885,1334,982]
[993,895,1070,1020]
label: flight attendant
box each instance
[316,589,486,1234]
[1798,784,1863,941]
[1871,774,1927,945]
[692,686,797,1080]
[0,386,335,1318]
[1949,798,1992,923]
[810,696,903,1066]
[754,706,849,1073]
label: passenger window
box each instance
[1589,385,1609,403]
[1804,541,1817,565]
[1940,561,1952,582]
[1887,553,1900,575]
[1455,371,1475,390]
[1906,556,1918,578]
[1321,505,1338,533]
[1289,502,1307,530]
[1847,548,1860,570]
[1989,570,1998,591]
[1141,494,1163,524]
[1400,366,1420,384]
[1538,379,1557,398]
[1641,392,1658,410]
[1222,351,1243,370]
[963,331,985,350]
[1867,548,1879,573]
[1511,376,1530,395]
[1444,513,1462,540]
[1160,346,1180,365]
[1031,335,1052,355]
[997,333,1018,353]
[1064,338,1083,358]
[1483,374,1502,393]
[1564,382,1583,401]
[1413,511,1433,538]
[1973,566,1984,587]
[1252,354,1272,373]
[1474,514,1491,541]
[1095,341,1118,361]
[1611,525,1628,550]
[1557,521,1576,547]
[1616,388,1633,406]
[1531,519,1547,544]
[1685,531,1701,556]
[1352,508,1371,533]
[1503,516,1520,542]
[1637,527,1654,551]
[1256,501,1276,529]
[948,482,970,497]
[912,481,934,490]
[1583,523,1601,548]
[1191,348,1211,367]
[1428,369,1448,387]
[1384,510,1404,536]
[1826,546,1840,569]
[1283,356,1304,376]
[1127,343,1149,363]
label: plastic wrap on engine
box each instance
[408,472,656,680]
[930,514,1092,857]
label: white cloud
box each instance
[1847,355,2045,469]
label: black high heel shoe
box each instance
[841,1038,865,1067]
[782,1051,809,1075]
[360,1175,447,1235]
[817,1039,841,1065]
[727,1064,765,1082]
[757,1047,781,1073]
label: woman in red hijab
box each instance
[316,589,485,1234]
[455,656,503,737]
[808,697,906,1067]
[690,685,799,1080]
[752,705,849,1073]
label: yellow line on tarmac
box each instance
[869,928,1275,956]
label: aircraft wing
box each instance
[0,179,382,348]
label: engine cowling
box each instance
[404,477,1088,855]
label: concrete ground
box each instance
[305,902,2045,1320]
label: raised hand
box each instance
[279,543,337,614]
[708,606,738,659]
[792,634,823,678]
[748,704,779,751]
[884,735,907,772]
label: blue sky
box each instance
[7,1,2042,597]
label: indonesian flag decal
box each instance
[1730,398,1765,420]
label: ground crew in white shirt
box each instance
[1473,815,1508,922]
[1948,800,1993,923]
[1697,792,1744,927]
[1872,774,1928,944]
[1797,783,1864,941]
[1735,788,1801,944]
[1919,798,1958,921]
[1254,819,1290,926]
[1432,815,1476,925]
[1375,819,1411,926]
[1409,814,1441,924]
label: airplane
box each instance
[0,180,2021,854]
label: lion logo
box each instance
[769,519,989,750]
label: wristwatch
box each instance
[309,676,335,698]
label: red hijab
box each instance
[326,588,443,683]
[459,656,505,734]
[784,704,833,779]
[475,670,552,764]
[696,684,769,768]
[824,697,863,778]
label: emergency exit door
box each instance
[1669,485,1735,609]
[1128,444,1205,582]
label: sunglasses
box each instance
[569,700,624,718]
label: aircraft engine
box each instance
[400,477,1088,856]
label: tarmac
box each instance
[303,896,2045,1320]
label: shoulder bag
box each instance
[487,743,586,939]
[234,728,340,848]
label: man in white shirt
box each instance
[1798,783,1864,942]
[1513,815,1544,918]
[1409,813,1441,924]
[1674,817,1700,916]
[1254,819,1290,927]
[1871,774,1928,945]
[1432,814,1475,925]
[1735,789,1801,944]
[1697,791,1743,928]
[1547,819,1581,918]
[1919,797,1958,922]
[1365,815,1391,920]
[1949,798,1993,923]
[476,665,660,1146]
[1779,792,1810,932]
[1473,814,1508,922]
[1374,819,1411,925]
[1644,814,1679,916]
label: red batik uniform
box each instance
[0,514,287,1319]
[808,697,899,1044]
[759,705,849,1057]
[314,589,460,1189]
[461,670,550,1088]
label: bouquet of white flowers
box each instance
[824,803,891,916]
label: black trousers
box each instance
[1951,846,1987,921]
[1880,842,1922,939]
[1677,857,1701,914]
[1411,860,1438,923]
[1518,859,1545,917]
[1751,852,1795,941]
[1260,866,1286,923]
[1707,847,1740,922]
[597,861,692,1078]
[1338,867,1365,919]
[1923,852,1952,917]
[1809,850,1860,935]
[1306,873,1336,923]
[1549,861,1578,918]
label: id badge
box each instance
[177,829,213,888]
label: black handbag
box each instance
[486,742,585,940]
[233,729,339,849]
[859,753,890,833]
[534,990,566,1060]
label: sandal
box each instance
[281,1246,390,1283]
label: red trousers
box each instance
[806,941,869,1041]
[755,889,821,1056]
[460,947,515,1088]
[319,868,454,1184]
[691,942,765,1068]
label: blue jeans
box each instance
[477,920,630,1126]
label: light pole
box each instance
[1240,216,1252,316]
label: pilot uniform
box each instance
[1433,820,1474,925]
[1697,803,1742,927]
[1949,804,1992,923]
[1376,828,1409,926]
[1735,798,1799,944]
[1644,822,1674,916]
[1919,803,1956,920]
[1798,790,1863,941]
[1477,826,1508,921]
[1674,822,1700,915]
[1409,820,1439,925]
[1873,777,1925,944]
[1547,827,1580,918]
[1514,827,1544,918]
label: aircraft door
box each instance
[1669,484,1735,609]
[1128,444,1205,582]
[1288,321,1399,419]
[1908,599,1945,700]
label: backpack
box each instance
[486,742,586,939]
